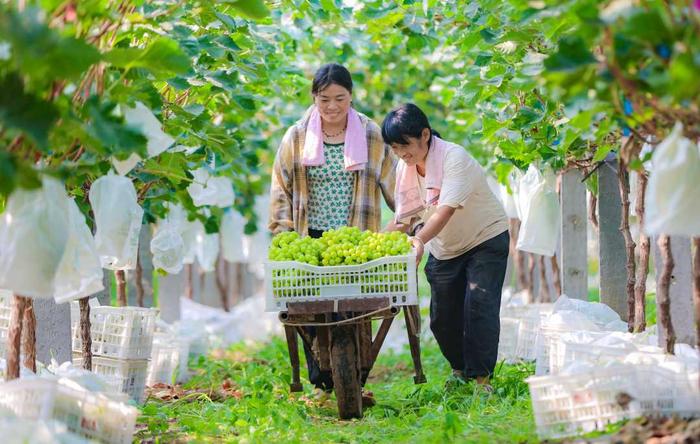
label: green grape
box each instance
[270,227,412,301]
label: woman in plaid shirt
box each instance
[268,63,397,399]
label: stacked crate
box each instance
[498,303,553,362]
[527,362,700,440]
[146,332,190,385]
[71,302,156,403]
[0,377,138,444]
[0,290,12,359]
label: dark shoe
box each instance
[477,383,494,394]
[475,375,494,394]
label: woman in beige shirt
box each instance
[383,103,509,390]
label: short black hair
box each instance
[312,63,353,95]
[381,103,437,145]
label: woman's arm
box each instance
[411,205,456,263]
[268,128,296,235]
[383,220,410,233]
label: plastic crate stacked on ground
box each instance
[71,302,156,403]
[71,304,156,360]
[497,317,520,363]
[265,252,418,311]
[0,290,11,359]
[534,324,571,376]
[73,354,149,403]
[632,365,700,417]
[549,331,643,375]
[561,336,637,371]
[527,363,700,440]
[0,377,138,444]
[146,332,190,386]
[528,365,639,439]
[500,303,553,361]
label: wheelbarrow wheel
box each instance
[330,324,362,419]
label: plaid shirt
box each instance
[269,110,397,235]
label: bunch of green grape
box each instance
[268,231,324,265]
[268,226,412,266]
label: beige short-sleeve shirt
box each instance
[417,142,508,260]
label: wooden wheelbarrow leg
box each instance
[369,315,395,365]
[284,325,303,392]
[404,305,426,384]
[357,319,373,384]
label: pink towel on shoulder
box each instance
[394,136,448,223]
[301,107,368,171]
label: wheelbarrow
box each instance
[265,253,426,419]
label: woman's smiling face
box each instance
[389,128,431,166]
[314,83,352,126]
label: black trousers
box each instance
[424,231,509,379]
[301,325,334,391]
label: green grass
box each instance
[137,337,538,443]
[136,236,655,442]
[137,276,656,443]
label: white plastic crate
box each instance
[0,290,12,359]
[632,365,700,417]
[528,364,700,439]
[0,378,138,444]
[264,253,418,311]
[147,333,189,385]
[547,330,638,375]
[71,304,157,360]
[561,338,636,371]
[534,324,571,376]
[73,354,148,403]
[497,317,519,363]
[500,303,552,361]
[0,417,90,444]
[0,289,11,331]
[528,366,639,439]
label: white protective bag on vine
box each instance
[195,224,219,273]
[245,195,271,276]
[89,173,143,270]
[181,219,200,265]
[486,176,518,219]
[487,177,518,219]
[503,189,519,219]
[161,202,197,265]
[0,177,71,298]
[112,101,175,175]
[516,165,561,256]
[644,122,700,237]
[220,210,247,263]
[509,169,524,220]
[150,226,185,274]
[53,199,104,303]
[186,168,234,208]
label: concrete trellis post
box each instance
[597,157,628,320]
[33,298,72,364]
[560,169,588,300]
